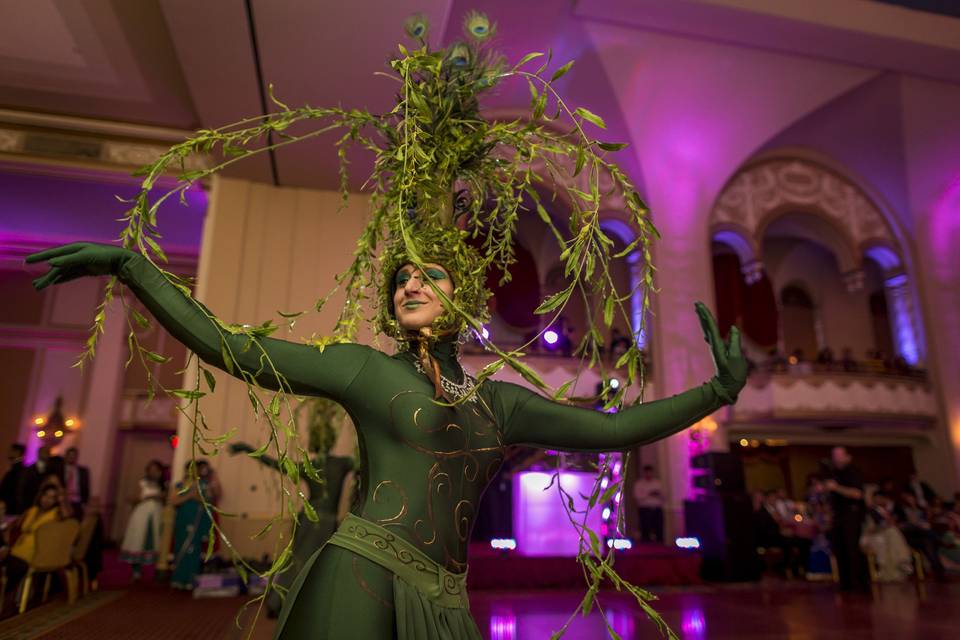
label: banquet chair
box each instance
[18,518,80,613]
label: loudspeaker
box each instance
[684,494,759,582]
[691,452,746,493]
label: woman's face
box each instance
[38,487,59,510]
[392,263,454,331]
[146,462,162,481]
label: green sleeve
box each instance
[119,255,371,398]
[490,379,727,453]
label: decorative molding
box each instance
[0,125,209,174]
[711,159,897,258]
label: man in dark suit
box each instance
[63,446,90,518]
[824,446,869,592]
[20,445,66,508]
[0,443,29,515]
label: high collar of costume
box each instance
[397,333,465,392]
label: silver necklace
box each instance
[412,358,479,403]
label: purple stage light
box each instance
[543,329,559,345]
[514,471,602,557]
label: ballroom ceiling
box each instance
[2,0,960,190]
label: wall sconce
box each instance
[32,396,78,445]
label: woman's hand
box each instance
[26,242,138,290]
[695,302,747,403]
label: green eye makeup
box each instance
[425,268,447,281]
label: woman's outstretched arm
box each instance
[27,243,371,398]
[492,303,747,452]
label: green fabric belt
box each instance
[327,513,469,610]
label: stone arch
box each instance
[710,158,925,364]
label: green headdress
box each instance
[376,221,490,340]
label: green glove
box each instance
[26,242,138,290]
[694,301,747,403]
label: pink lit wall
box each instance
[900,78,960,489]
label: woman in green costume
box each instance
[229,413,357,616]
[26,235,745,638]
[25,12,748,639]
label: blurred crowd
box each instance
[756,346,926,379]
[0,442,221,617]
[753,446,959,591]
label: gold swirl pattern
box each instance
[372,480,409,525]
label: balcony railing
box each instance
[730,369,937,426]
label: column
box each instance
[884,273,922,366]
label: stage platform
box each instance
[466,542,702,590]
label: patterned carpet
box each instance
[0,591,125,640]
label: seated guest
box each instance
[861,491,913,582]
[904,472,936,509]
[120,460,166,582]
[928,497,960,573]
[895,491,945,580]
[0,481,73,613]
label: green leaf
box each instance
[597,141,627,151]
[516,51,544,68]
[221,340,235,375]
[534,285,572,315]
[131,308,150,329]
[575,107,607,130]
[573,145,586,177]
[551,60,575,82]
[247,438,272,458]
[603,295,615,327]
[587,528,601,555]
[144,236,168,263]
[204,522,216,561]
[203,368,217,393]
[269,393,282,416]
[552,378,576,400]
[248,388,260,416]
[600,481,621,506]
[302,500,319,523]
[277,310,305,319]
[477,359,506,380]
[142,349,170,364]
[281,456,299,483]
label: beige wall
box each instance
[173,176,371,558]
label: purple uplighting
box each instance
[543,329,559,345]
[513,472,602,557]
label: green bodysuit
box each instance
[28,244,746,639]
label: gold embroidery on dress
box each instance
[372,480,408,524]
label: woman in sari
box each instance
[170,460,221,590]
